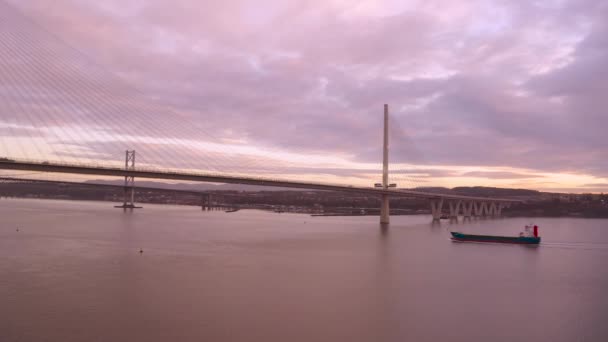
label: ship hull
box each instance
[451,232,540,245]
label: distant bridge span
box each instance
[0,160,521,221]
[0,160,519,202]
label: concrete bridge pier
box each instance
[379,104,391,225]
[467,201,509,219]
[479,202,490,218]
[201,194,211,211]
[448,200,462,220]
[462,201,474,219]
[380,195,390,224]
[488,202,497,217]
[472,202,480,218]
[485,202,492,216]
[430,198,444,221]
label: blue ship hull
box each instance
[451,232,540,245]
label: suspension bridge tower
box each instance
[114,150,141,209]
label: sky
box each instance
[1,0,607,192]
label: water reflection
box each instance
[379,223,390,238]
[430,220,442,228]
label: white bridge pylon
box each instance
[377,104,516,224]
[380,104,390,224]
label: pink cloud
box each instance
[1,0,607,189]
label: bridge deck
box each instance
[0,160,521,202]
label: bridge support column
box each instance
[380,195,390,224]
[463,201,474,219]
[473,202,482,217]
[201,194,209,211]
[489,202,497,217]
[480,202,490,217]
[430,199,444,221]
[211,194,217,210]
[448,200,462,219]
[379,104,390,225]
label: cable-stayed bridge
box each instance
[0,1,522,223]
[0,157,519,223]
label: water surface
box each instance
[1,199,607,341]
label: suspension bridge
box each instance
[0,1,523,223]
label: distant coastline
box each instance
[1,182,606,218]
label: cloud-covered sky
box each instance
[1,0,607,192]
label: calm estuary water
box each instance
[1,199,608,342]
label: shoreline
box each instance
[2,196,607,219]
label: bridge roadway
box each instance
[0,160,521,203]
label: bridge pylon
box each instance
[380,104,390,224]
[114,150,142,209]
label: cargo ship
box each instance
[451,225,540,245]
